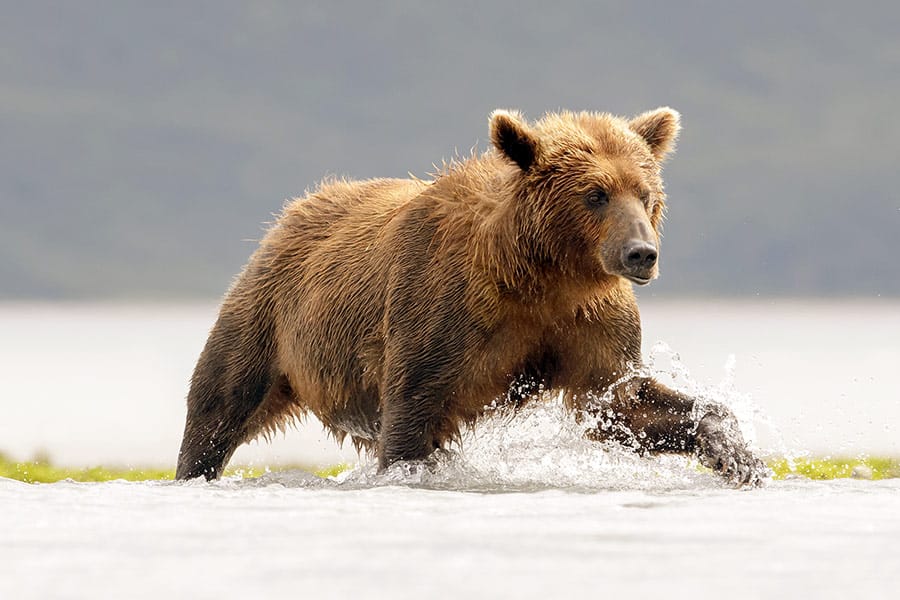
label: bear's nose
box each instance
[622,241,658,270]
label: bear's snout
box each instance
[620,240,658,284]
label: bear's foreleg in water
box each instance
[594,378,767,486]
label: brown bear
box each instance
[176,107,766,485]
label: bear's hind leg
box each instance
[175,312,276,481]
[175,367,273,480]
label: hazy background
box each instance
[1,2,900,468]
[2,1,899,300]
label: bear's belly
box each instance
[300,378,382,442]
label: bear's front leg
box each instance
[377,339,465,470]
[607,378,768,486]
[377,383,446,470]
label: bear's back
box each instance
[276,177,427,245]
[248,177,431,422]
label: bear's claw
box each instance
[695,412,769,487]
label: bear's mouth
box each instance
[622,273,653,286]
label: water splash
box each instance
[221,343,775,492]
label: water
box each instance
[1,300,897,465]
[2,476,899,599]
[1,301,899,598]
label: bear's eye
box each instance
[585,188,609,207]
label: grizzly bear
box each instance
[176,107,766,485]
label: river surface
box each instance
[0,301,898,598]
[2,474,899,599]
[1,300,897,465]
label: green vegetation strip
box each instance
[767,456,900,481]
[1,454,897,484]
[0,453,351,484]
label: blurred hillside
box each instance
[1,1,898,299]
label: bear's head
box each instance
[489,107,680,286]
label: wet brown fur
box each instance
[176,108,763,484]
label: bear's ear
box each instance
[489,109,539,172]
[629,107,681,161]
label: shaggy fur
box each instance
[176,108,766,485]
